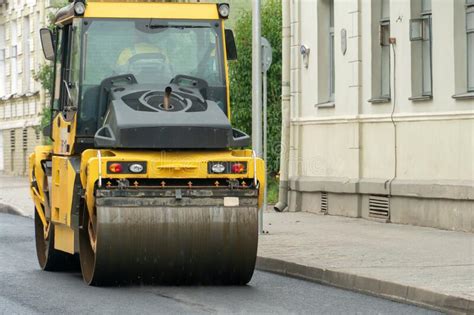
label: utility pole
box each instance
[252,0,263,234]
[261,37,272,235]
[252,0,262,159]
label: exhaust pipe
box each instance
[163,86,172,110]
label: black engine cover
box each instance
[94,81,249,149]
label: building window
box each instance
[329,0,335,101]
[369,0,391,104]
[23,16,30,93]
[0,24,5,97]
[410,0,432,99]
[467,0,474,92]
[10,20,18,95]
[316,0,335,105]
[380,0,390,99]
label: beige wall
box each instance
[286,0,474,232]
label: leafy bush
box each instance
[229,0,282,174]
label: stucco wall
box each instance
[286,0,474,232]
[0,0,48,175]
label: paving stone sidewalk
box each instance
[0,175,32,217]
[258,211,474,314]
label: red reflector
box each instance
[109,163,123,173]
[231,163,245,174]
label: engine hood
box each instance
[94,82,250,149]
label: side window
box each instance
[70,20,82,104]
[60,25,73,111]
[51,24,73,115]
[52,28,64,113]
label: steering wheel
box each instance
[126,53,174,83]
[127,52,167,66]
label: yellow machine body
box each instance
[29,1,264,285]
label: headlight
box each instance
[107,162,146,174]
[129,163,144,173]
[208,162,247,174]
[218,3,230,19]
[74,1,85,15]
[211,163,226,174]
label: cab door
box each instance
[50,22,78,156]
[48,20,81,254]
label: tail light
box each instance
[231,163,245,174]
[109,163,123,173]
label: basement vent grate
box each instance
[10,130,15,149]
[22,129,28,150]
[368,195,390,220]
[321,192,328,213]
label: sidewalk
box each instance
[258,211,474,314]
[1,175,472,312]
[0,175,33,217]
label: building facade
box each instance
[0,0,48,175]
[282,0,473,232]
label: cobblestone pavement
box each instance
[0,175,32,217]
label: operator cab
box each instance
[40,1,245,152]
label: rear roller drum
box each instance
[79,205,258,286]
[34,208,79,271]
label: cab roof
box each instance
[55,1,220,25]
[84,2,220,20]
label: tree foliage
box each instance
[229,0,282,174]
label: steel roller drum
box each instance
[79,192,258,286]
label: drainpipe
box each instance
[274,0,291,212]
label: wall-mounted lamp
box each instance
[300,44,310,68]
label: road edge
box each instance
[256,256,472,314]
[0,202,26,217]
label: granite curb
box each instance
[0,202,24,217]
[256,256,472,315]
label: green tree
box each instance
[229,0,282,174]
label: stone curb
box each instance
[256,256,472,315]
[0,202,24,217]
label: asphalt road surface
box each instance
[0,213,440,314]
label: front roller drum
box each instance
[79,202,258,285]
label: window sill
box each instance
[368,97,391,104]
[315,101,335,108]
[409,95,432,102]
[452,92,474,100]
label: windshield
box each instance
[78,19,227,136]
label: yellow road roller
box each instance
[29,1,264,285]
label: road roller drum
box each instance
[79,188,259,285]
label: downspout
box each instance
[274,0,291,212]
